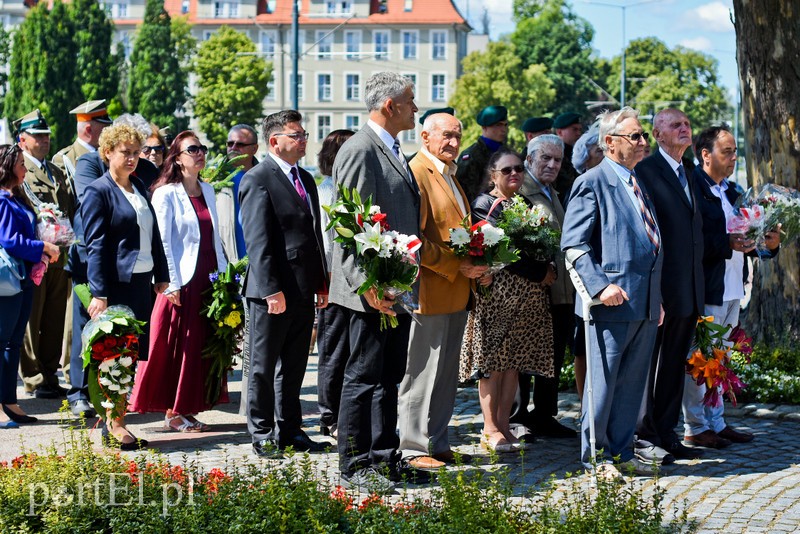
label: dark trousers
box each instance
[316,303,349,431]
[247,297,314,445]
[1,284,34,404]
[337,310,411,475]
[67,283,91,403]
[637,314,697,447]
[513,303,573,422]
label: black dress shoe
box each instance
[667,441,704,459]
[33,386,61,399]
[252,438,282,458]
[533,417,578,438]
[70,400,97,419]
[280,433,327,452]
[2,405,38,424]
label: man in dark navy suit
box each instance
[239,110,328,456]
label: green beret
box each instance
[522,117,553,133]
[476,105,508,127]
[419,107,455,125]
[553,112,582,129]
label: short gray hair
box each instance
[525,134,563,175]
[421,113,462,134]
[228,123,258,142]
[597,106,639,152]
[365,72,414,112]
[572,123,600,173]
[113,113,152,140]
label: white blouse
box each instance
[118,185,155,274]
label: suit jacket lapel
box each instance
[601,160,655,253]
[654,151,691,210]
[426,157,466,217]
[269,157,311,213]
[363,126,419,196]
[25,159,53,190]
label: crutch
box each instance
[565,249,602,472]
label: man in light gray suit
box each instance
[561,107,664,480]
[329,72,420,493]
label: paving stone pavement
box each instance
[2,354,798,533]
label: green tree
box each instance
[194,26,271,150]
[511,0,595,116]
[171,15,197,131]
[0,25,11,114]
[127,0,186,133]
[604,38,731,129]
[5,1,81,153]
[70,0,119,102]
[449,41,555,148]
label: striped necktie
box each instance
[630,173,660,253]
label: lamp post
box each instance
[584,0,657,107]
[291,0,299,111]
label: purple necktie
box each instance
[291,167,308,205]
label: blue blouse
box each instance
[0,189,44,266]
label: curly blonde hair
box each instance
[98,124,145,164]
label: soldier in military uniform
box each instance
[455,105,508,203]
[552,112,584,205]
[522,117,553,143]
[14,110,75,399]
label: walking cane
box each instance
[565,249,602,473]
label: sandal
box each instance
[164,414,201,433]
[184,415,209,432]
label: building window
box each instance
[345,73,360,101]
[260,31,277,60]
[202,30,214,41]
[104,0,128,18]
[287,72,304,102]
[402,31,418,60]
[327,0,352,14]
[214,0,239,18]
[316,30,332,60]
[345,31,361,60]
[402,73,417,88]
[117,32,132,58]
[266,78,276,102]
[181,0,189,14]
[317,73,332,102]
[403,127,417,143]
[374,30,389,60]
[404,0,413,12]
[431,31,447,60]
[317,115,332,142]
[345,114,360,131]
[431,74,446,102]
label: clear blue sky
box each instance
[455,0,739,112]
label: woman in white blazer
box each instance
[128,131,229,433]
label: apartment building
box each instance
[110,0,472,160]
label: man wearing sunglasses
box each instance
[561,106,664,479]
[634,108,706,465]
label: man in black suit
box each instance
[239,110,328,456]
[635,108,705,463]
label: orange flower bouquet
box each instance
[687,316,749,408]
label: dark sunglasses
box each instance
[226,140,257,148]
[141,145,165,154]
[494,165,524,176]
[611,131,650,142]
[182,144,209,155]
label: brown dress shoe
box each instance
[685,430,731,449]
[433,450,473,465]
[718,426,755,443]
[405,456,445,470]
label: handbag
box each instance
[0,247,24,297]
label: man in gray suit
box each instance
[561,107,664,480]
[329,72,420,493]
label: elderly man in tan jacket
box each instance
[397,112,487,471]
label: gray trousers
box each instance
[398,310,468,458]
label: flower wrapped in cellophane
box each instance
[36,202,77,246]
[202,256,248,405]
[448,215,519,296]
[324,185,421,330]
[79,303,145,421]
[686,316,749,408]
[727,184,800,257]
[496,194,561,261]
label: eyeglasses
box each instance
[181,145,209,155]
[493,165,524,176]
[610,132,650,142]
[141,145,165,155]
[272,132,309,142]
[226,140,257,148]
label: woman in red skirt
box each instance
[128,131,228,432]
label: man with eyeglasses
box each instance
[561,106,664,479]
[239,110,328,457]
[217,124,259,262]
[634,108,706,465]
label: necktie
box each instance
[677,165,692,205]
[41,162,54,184]
[392,138,403,160]
[291,167,308,206]
[630,173,660,253]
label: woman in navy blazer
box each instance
[0,145,61,428]
[128,131,227,434]
[82,125,170,450]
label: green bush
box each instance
[730,341,800,404]
[0,429,696,533]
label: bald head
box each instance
[421,113,462,164]
[652,108,692,160]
